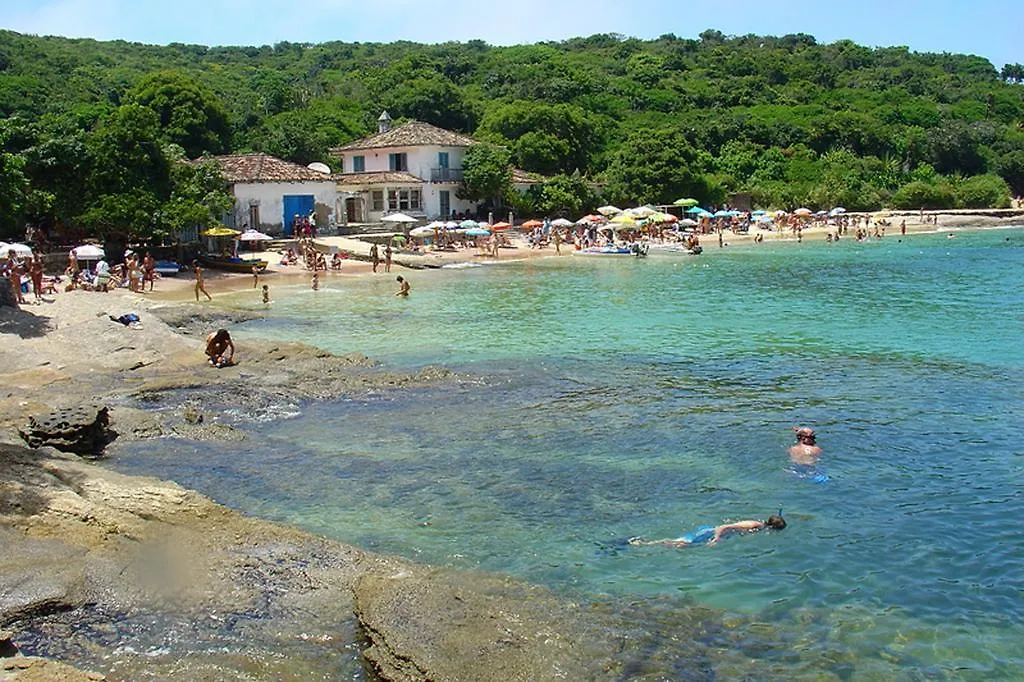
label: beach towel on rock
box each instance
[110,313,142,328]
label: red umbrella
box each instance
[522,219,544,228]
[491,221,512,230]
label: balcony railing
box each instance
[430,168,464,183]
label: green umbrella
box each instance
[392,235,407,244]
[674,198,699,207]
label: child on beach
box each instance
[629,515,786,548]
[262,285,270,304]
[205,329,234,368]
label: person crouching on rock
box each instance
[205,329,234,368]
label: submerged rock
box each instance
[18,406,111,457]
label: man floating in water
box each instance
[788,427,822,465]
[789,426,829,482]
[629,514,786,548]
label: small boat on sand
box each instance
[575,243,649,257]
[199,255,268,273]
[154,260,181,275]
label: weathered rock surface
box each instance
[0,281,17,311]
[18,407,110,456]
[1,655,106,681]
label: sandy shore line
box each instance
[142,210,1024,301]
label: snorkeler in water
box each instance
[629,514,786,548]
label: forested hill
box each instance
[1,29,1023,238]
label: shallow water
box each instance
[114,228,1024,679]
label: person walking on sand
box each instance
[629,514,786,548]
[370,243,380,273]
[789,427,822,465]
[384,243,393,272]
[193,260,212,301]
[395,275,410,297]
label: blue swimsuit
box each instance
[678,526,717,545]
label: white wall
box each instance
[345,145,469,178]
[230,181,337,235]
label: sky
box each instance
[0,0,1020,68]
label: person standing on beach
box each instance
[193,260,212,301]
[901,220,906,236]
[395,275,410,297]
[370,243,380,273]
[789,427,822,465]
[143,252,156,291]
[384,243,392,273]
[252,262,260,288]
[261,284,270,304]
[311,272,319,290]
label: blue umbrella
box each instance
[685,206,706,214]
[464,227,490,237]
[459,219,479,229]
[752,210,768,216]
[713,210,731,218]
[697,210,714,218]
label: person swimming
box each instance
[629,514,786,548]
[789,426,822,465]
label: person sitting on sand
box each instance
[395,275,410,297]
[789,427,822,465]
[205,329,234,368]
[629,515,787,548]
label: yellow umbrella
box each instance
[200,227,242,237]
[610,213,636,224]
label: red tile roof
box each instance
[197,154,334,183]
[335,171,425,186]
[330,121,477,153]
[512,168,547,184]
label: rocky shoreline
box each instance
[1,291,637,680]
[1,288,827,681]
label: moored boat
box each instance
[199,255,268,273]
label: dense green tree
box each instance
[126,70,231,157]
[384,76,475,132]
[535,172,598,217]
[606,128,706,205]
[0,120,28,239]
[954,174,1011,208]
[459,143,512,206]
[995,150,1024,196]
[891,180,956,209]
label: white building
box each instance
[201,154,337,236]
[330,112,543,223]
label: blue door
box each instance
[282,195,315,236]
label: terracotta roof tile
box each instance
[197,154,333,183]
[330,121,477,153]
[511,168,547,184]
[335,171,425,185]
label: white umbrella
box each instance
[551,218,574,228]
[71,244,105,259]
[1,242,33,257]
[238,229,273,241]
[426,220,446,229]
[597,205,622,216]
[445,221,460,229]
[678,218,698,227]
[409,226,435,237]
[627,206,657,218]
[794,208,813,216]
[382,212,418,223]
[829,207,847,216]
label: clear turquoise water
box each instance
[116,228,1024,679]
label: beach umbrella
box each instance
[774,210,789,216]
[459,219,479,229]
[491,221,511,230]
[628,206,657,218]
[685,206,706,214]
[713,210,731,218]
[391,235,407,244]
[673,198,699,207]
[522,219,544,228]
[794,208,813,216]
[71,244,104,259]
[1,242,33,257]
[597,205,622,216]
[238,229,273,241]
[445,221,460,229]
[755,214,775,223]
[678,218,698,227]
[426,220,446,229]
[382,212,418,223]
[200,227,241,237]
[409,226,435,237]
[751,210,768,216]
[551,218,574,228]
[464,227,491,237]
[610,213,637,224]
[829,207,847,216]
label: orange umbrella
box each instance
[491,221,511,230]
[522,219,544,228]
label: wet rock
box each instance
[354,566,613,682]
[0,655,106,680]
[0,281,17,310]
[0,529,87,625]
[0,629,16,657]
[18,406,110,457]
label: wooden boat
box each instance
[199,255,268,273]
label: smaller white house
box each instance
[199,154,337,236]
